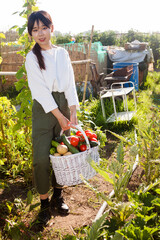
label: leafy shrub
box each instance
[0,97,32,183]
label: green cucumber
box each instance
[61,134,79,154]
[51,140,60,148]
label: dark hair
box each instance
[27,11,53,70]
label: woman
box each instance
[25,10,79,224]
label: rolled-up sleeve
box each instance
[25,52,58,113]
[64,51,79,108]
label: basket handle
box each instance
[60,124,90,150]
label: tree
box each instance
[56,33,72,44]
[99,31,117,46]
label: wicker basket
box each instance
[50,125,99,186]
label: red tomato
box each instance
[85,131,93,140]
[85,130,92,133]
[79,135,85,142]
[76,131,82,136]
[79,144,87,152]
[60,142,64,145]
[76,131,85,142]
[90,137,98,142]
[70,136,79,147]
[92,133,97,139]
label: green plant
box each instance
[64,148,160,240]
[77,101,107,148]
[85,211,109,240]
[0,86,20,103]
[0,97,32,182]
[9,0,38,131]
[136,117,160,184]
[74,166,160,240]
[114,181,160,240]
[1,190,42,240]
[90,139,135,202]
[133,74,160,184]
[0,33,6,64]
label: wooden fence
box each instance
[0,45,23,90]
[0,43,107,91]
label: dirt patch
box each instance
[45,174,113,237]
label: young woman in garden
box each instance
[25,10,79,224]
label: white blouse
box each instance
[25,46,79,113]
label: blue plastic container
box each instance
[113,62,139,91]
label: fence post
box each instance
[82,25,94,103]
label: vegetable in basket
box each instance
[70,136,79,147]
[51,137,79,155]
[79,144,87,152]
[57,144,68,155]
[51,140,60,148]
[61,134,79,154]
[50,147,56,155]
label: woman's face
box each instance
[31,20,53,50]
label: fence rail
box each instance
[0,59,92,78]
[0,72,17,76]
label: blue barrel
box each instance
[113,62,139,90]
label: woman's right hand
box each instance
[51,108,70,131]
[57,115,71,131]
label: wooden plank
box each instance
[71,59,92,65]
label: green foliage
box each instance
[105,141,134,201]
[0,86,20,104]
[75,33,86,43]
[1,189,41,240]
[0,97,32,182]
[78,181,160,240]
[99,30,117,46]
[0,0,38,188]
[86,139,135,203]
[8,0,38,133]
[86,211,109,240]
[0,33,6,64]
[134,72,160,184]
[77,101,107,148]
[115,183,160,240]
[137,119,160,184]
[80,95,137,133]
[56,33,72,44]
[50,28,160,67]
[65,171,160,240]
[68,71,160,239]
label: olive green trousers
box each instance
[32,92,70,195]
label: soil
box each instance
[0,134,143,239]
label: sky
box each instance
[0,0,160,35]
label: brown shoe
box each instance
[50,196,69,215]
